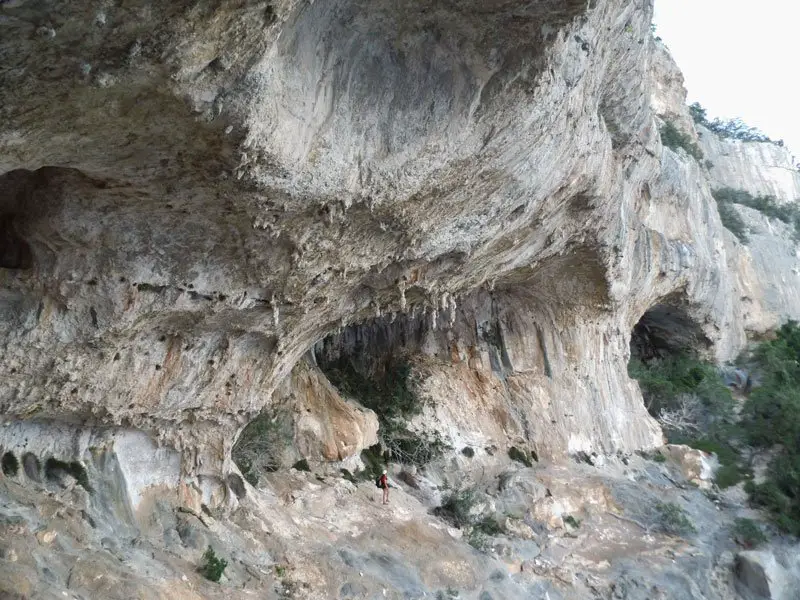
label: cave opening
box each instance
[313,313,443,467]
[2,452,19,477]
[627,298,732,439]
[629,301,710,365]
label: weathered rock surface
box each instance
[2,0,800,597]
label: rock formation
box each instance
[2,0,800,597]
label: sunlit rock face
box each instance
[0,0,797,483]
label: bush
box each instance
[654,502,696,536]
[628,354,734,423]
[629,352,749,488]
[715,200,749,243]
[712,188,800,240]
[563,515,581,528]
[740,322,800,533]
[434,489,479,529]
[232,410,293,486]
[660,121,703,160]
[508,446,536,467]
[200,546,228,582]
[323,360,449,467]
[690,102,780,145]
[732,518,767,548]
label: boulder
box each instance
[735,550,790,600]
[660,444,717,488]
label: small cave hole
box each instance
[2,452,19,477]
[226,473,246,499]
[44,458,92,492]
[22,453,41,482]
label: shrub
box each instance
[628,354,734,424]
[629,352,749,488]
[654,502,696,535]
[732,518,767,548]
[563,515,581,528]
[200,546,228,582]
[712,188,800,240]
[739,322,800,533]
[322,360,449,467]
[359,444,386,480]
[232,410,293,486]
[474,515,505,536]
[645,450,666,463]
[660,121,703,160]
[715,200,749,243]
[508,446,535,467]
[434,489,479,529]
[690,102,780,145]
[291,459,310,472]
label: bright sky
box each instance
[653,0,799,158]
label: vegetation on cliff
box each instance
[660,120,703,160]
[690,102,784,146]
[712,187,800,241]
[629,321,800,534]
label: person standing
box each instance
[379,469,389,505]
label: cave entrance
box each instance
[629,300,710,364]
[313,313,448,468]
[313,313,428,431]
[628,297,720,429]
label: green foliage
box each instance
[232,410,292,486]
[434,489,505,552]
[739,322,800,533]
[690,102,783,145]
[1,453,19,477]
[340,468,358,484]
[434,489,479,529]
[689,102,707,124]
[715,199,749,243]
[654,502,696,536]
[671,437,747,489]
[563,515,581,528]
[323,360,449,467]
[628,353,748,488]
[508,446,536,467]
[636,449,666,463]
[628,354,733,421]
[474,515,505,536]
[291,459,310,472]
[200,546,228,583]
[660,121,703,160]
[732,518,768,548]
[359,444,386,480]
[713,188,800,240]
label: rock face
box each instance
[3,1,800,598]
[0,0,799,541]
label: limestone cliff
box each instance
[2,1,800,597]
[2,0,799,483]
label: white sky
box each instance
[653,0,799,158]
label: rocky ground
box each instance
[2,442,796,599]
